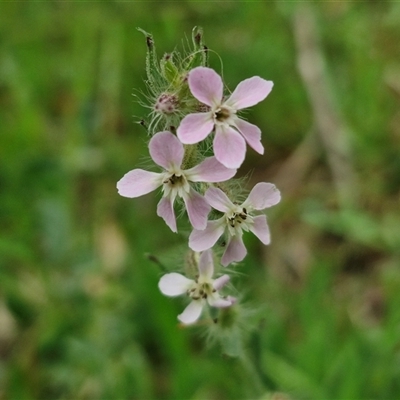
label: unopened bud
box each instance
[146,35,153,49]
[154,93,179,115]
[195,32,202,46]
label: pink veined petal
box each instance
[213,274,230,290]
[225,77,273,110]
[178,300,203,324]
[234,118,264,155]
[249,215,271,245]
[226,296,237,305]
[213,125,246,169]
[183,189,211,230]
[117,169,162,198]
[221,234,247,266]
[198,249,214,279]
[188,66,223,107]
[149,131,184,169]
[205,187,234,213]
[158,273,194,296]
[242,182,281,210]
[177,113,214,144]
[207,294,232,308]
[189,218,225,252]
[157,196,177,233]
[185,156,237,183]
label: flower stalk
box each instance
[117,28,281,356]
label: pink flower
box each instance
[158,249,234,325]
[177,67,273,169]
[117,131,236,232]
[189,183,281,266]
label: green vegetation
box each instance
[1,2,399,399]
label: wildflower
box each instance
[177,67,273,168]
[189,183,281,266]
[117,131,237,232]
[158,249,234,324]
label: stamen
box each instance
[215,107,231,122]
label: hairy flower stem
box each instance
[239,350,267,396]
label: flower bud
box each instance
[154,93,179,115]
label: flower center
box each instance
[214,106,232,123]
[162,171,190,199]
[187,279,215,300]
[226,207,248,228]
[163,173,184,186]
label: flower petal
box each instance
[207,294,232,308]
[242,182,281,210]
[198,249,214,279]
[149,131,184,169]
[213,274,230,290]
[158,273,193,296]
[213,125,246,169]
[188,67,223,107]
[117,169,162,198]
[221,235,247,266]
[157,196,177,232]
[178,300,203,324]
[205,187,234,213]
[177,113,214,144]
[189,218,225,252]
[226,296,237,305]
[249,215,271,245]
[234,118,264,155]
[225,77,273,110]
[185,156,237,183]
[183,189,211,230]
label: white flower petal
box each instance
[213,125,246,169]
[117,169,162,198]
[185,156,237,183]
[149,131,184,169]
[178,300,203,324]
[205,187,234,213]
[234,118,264,155]
[225,77,273,110]
[158,273,194,296]
[157,196,177,233]
[242,182,281,211]
[183,189,211,230]
[221,235,247,266]
[207,294,233,308]
[198,249,214,279]
[177,113,214,144]
[188,67,223,107]
[189,218,225,252]
[249,215,271,245]
[213,274,230,290]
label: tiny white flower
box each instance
[177,67,274,168]
[117,131,236,232]
[158,250,234,325]
[189,183,281,266]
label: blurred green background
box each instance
[1,1,400,399]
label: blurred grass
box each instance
[1,1,400,399]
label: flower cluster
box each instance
[117,28,281,327]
